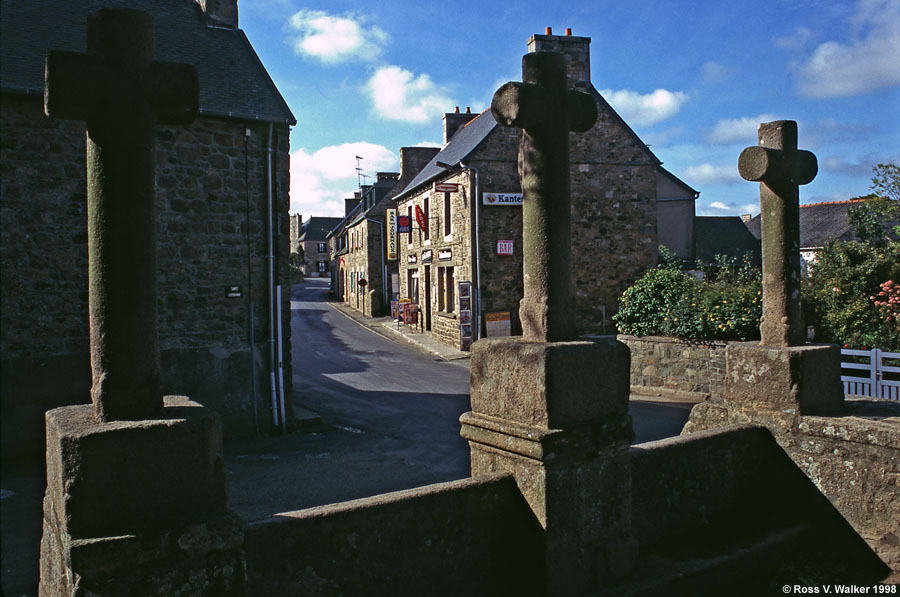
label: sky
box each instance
[239,0,900,221]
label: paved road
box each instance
[225,278,473,521]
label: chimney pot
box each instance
[454,106,460,113]
[465,107,471,114]
[565,27,572,36]
[545,27,552,35]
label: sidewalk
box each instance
[326,299,470,362]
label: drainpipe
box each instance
[459,161,482,341]
[366,217,385,315]
[265,123,280,429]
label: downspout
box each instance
[265,123,280,429]
[366,217,385,316]
[460,161,482,341]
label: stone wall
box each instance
[343,218,385,317]
[244,474,542,596]
[619,335,728,400]
[0,95,292,458]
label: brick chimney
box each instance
[196,0,238,28]
[443,106,477,145]
[527,27,591,86]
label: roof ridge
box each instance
[800,198,868,208]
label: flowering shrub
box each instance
[872,280,900,321]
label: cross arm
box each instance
[491,81,551,130]
[566,89,597,133]
[44,51,105,121]
[738,146,818,186]
[146,61,199,125]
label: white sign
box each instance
[386,209,398,260]
[434,182,459,193]
[483,192,523,206]
[485,311,512,337]
[497,240,514,256]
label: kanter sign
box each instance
[483,192,523,206]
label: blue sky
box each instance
[240,0,900,220]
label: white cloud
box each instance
[793,0,900,97]
[287,10,388,64]
[705,114,780,145]
[699,61,735,84]
[290,142,398,217]
[774,26,814,50]
[367,66,454,124]
[600,88,688,127]
[683,163,742,185]
[696,200,759,217]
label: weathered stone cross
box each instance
[491,51,597,342]
[45,8,198,420]
[738,120,817,347]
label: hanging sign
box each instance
[386,209,398,260]
[398,214,412,234]
[415,205,427,230]
[438,248,453,261]
[483,192,523,206]
[497,240,514,256]
[434,182,459,193]
[422,249,433,263]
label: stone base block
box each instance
[470,337,630,428]
[725,342,844,415]
[44,395,227,539]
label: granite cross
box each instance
[738,120,817,347]
[45,8,198,421]
[491,51,597,342]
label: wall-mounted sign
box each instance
[386,209,398,260]
[398,214,412,234]
[483,192,523,206]
[434,182,459,193]
[225,285,242,298]
[485,311,512,337]
[422,249,433,263]
[415,205,427,230]
[358,278,368,288]
[438,248,453,261]
[497,240,514,256]
[407,253,418,265]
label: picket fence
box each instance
[841,348,900,400]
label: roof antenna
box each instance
[355,155,365,189]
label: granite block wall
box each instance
[1,95,292,458]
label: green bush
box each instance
[614,250,761,341]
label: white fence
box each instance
[841,348,900,400]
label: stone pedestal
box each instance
[725,342,844,415]
[39,396,244,596]
[461,337,636,595]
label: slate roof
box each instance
[695,216,761,265]
[395,109,498,200]
[299,217,342,243]
[0,0,295,125]
[744,199,869,248]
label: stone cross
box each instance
[491,51,597,342]
[738,120,817,347]
[45,8,198,420]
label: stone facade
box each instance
[395,32,671,349]
[1,94,292,457]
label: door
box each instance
[424,265,432,331]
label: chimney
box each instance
[443,107,478,145]
[527,27,591,85]
[345,196,360,216]
[376,172,400,183]
[398,147,441,185]
[196,0,238,28]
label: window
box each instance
[422,197,430,242]
[407,268,419,303]
[407,205,413,246]
[438,266,455,313]
[317,261,327,273]
[443,192,452,237]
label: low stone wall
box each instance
[685,398,900,571]
[619,335,728,400]
[243,474,542,596]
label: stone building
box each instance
[297,216,342,277]
[0,0,295,458]
[394,30,696,349]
